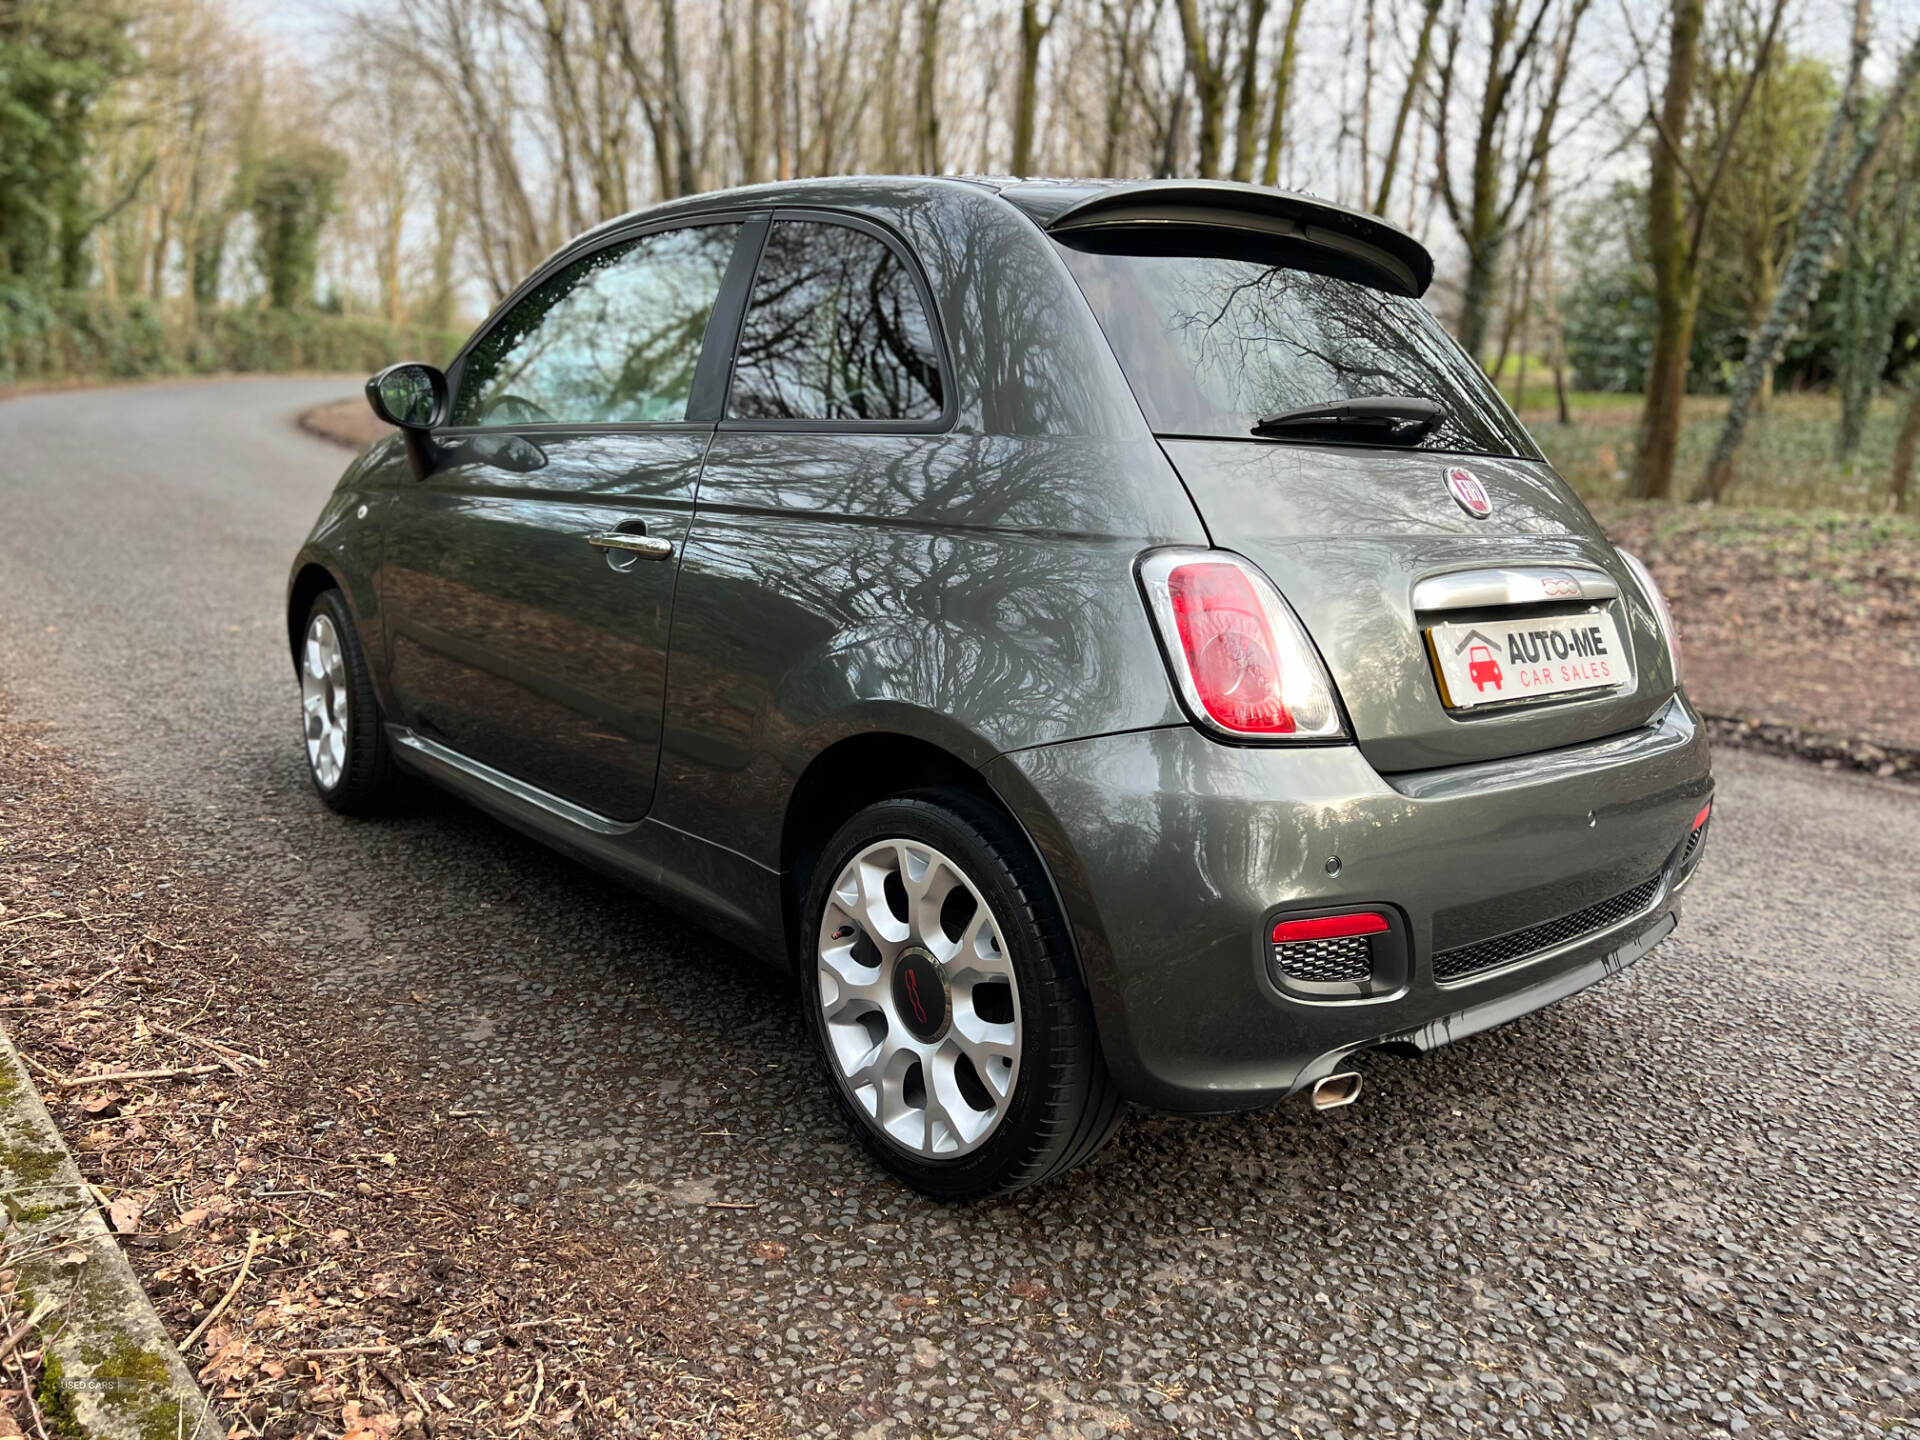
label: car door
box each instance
[379,217,759,821]
[651,213,962,859]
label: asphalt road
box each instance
[2,378,1916,1439]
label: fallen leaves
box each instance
[1598,503,1920,766]
[107,1193,144,1234]
[0,704,785,1439]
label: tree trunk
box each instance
[1374,0,1442,213]
[1490,233,1527,384]
[1539,164,1571,425]
[773,0,792,179]
[745,0,766,181]
[1174,0,1226,176]
[660,0,698,196]
[1098,0,1144,175]
[1158,88,1187,178]
[1630,0,1705,501]
[1260,0,1310,186]
[1892,375,1920,512]
[915,0,942,173]
[1836,126,1920,459]
[1012,0,1050,174]
[1357,0,1377,203]
[1698,10,1918,501]
[1229,0,1269,182]
[1456,234,1501,366]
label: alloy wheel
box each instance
[301,612,350,790]
[816,839,1023,1158]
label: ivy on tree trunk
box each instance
[1697,17,1920,501]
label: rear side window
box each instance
[1056,236,1537,459]
[453,223,739,427]
[726,220,944,422]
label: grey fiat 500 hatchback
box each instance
[288,176,1712,1199]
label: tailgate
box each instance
[1160,440,1676,773]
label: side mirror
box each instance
[366,362,448,430]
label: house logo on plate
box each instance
[1445,466,1493,518]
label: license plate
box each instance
[1426,611,1628,710]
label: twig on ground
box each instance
[77,964,121,996]
[55,1064,221,1089]
[150,1023,263,1074]
[181,1229,263,1352]
[504,1357,545,1430]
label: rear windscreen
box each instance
[1055,233,1539,460]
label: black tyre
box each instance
[799,788,1124,1199]
[298,589,397,815]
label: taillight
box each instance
[1691,801,1711,832]
[1272,912,1390,943]
[1137,549,1344,741]
[1618,548,1683,690]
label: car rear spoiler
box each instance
[1026,180,1434,298]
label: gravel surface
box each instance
[1,378,1916,1439]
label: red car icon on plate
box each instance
[1468,643,1504,692]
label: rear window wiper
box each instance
[1250,395,1441,443]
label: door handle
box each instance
[586,530,674,561]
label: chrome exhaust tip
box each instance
[1310,1071,1363,1111]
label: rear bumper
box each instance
[984,696,1711,1111]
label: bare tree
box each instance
[1374,0,1443,213]
[1259,0,1311,186]
[1627,0,1789,499]
[1431,0,1597,363]
[1012,0,1062,175]
[915,0,944,172]
[1174,0,1262,178]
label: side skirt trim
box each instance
[386,726,640,837]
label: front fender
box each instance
[285,436,402,713]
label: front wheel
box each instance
[799,790,1124,1200]
[299,589,397,814]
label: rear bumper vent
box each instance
[1433,875,1663,983]
[1265,906,1410,1000]
[1272,935,1373,984]
[1681,819,1706,868]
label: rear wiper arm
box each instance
[1251,395,1442,443]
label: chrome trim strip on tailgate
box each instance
[1412,565,1619,613]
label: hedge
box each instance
[0,286,465,385]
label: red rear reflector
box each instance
[1691,801,1711,832]
[1167,562,1296,734]
[1273,913,1390,944]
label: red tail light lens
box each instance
[1691,801,1711,832]
[1272,912,1390,943]
[1168,562,1294,734]
[1137,550,1344,741]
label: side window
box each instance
[452,224,740,427]
[726,220,944,422]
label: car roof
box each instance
[563,174,1434,298]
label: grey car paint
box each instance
[289,174,1711,1111]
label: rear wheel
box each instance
[299,589,396,814]
[799,790,1124,1199]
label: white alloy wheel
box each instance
[815,838,1023,1158]
[302,611,350,790]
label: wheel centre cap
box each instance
[891,946,950,1043]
